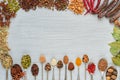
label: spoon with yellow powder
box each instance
[76,57,82,80]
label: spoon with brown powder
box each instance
[98,58,108,80]
[68,62,75,80]
[45,63,51,80]
[63,55,69,80]
[57,60,63,80]
[82,54,89,80]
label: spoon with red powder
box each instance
[87,62,96,80]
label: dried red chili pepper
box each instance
[84,0,101,14]
[92,0,101,13]
[83,0,89,12]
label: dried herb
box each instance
[6,0,20,13]
[54,0,69,11]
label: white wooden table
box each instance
[0,8,117,80]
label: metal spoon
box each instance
[41,63,44,80]
[84,63,87,80]
[77,67,80,80]
[65,64,67,80]
[70,71,72,80]
[52,67,55,80]
[34,76,36,80]
[58,69,62,80]
[6,69,8,80]
[100,71,104,80]
[51,58,57,80]
[90,74,94,80]
[24,69,27,80]
[47,71,49,80]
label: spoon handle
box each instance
[52,68,55,80]
[64,65,67,80]
[77,67,80,80]
[70,71,72,80]
[6,69,8,80]
[90,74,93,80]
[24,71,27,80]
[59,69,61,80]
[101,72,104,80]
[41,63,43,80]
[85,63,86,80]
[34,76,36,80]
[47,71,49,80]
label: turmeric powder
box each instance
[76,57,82,66]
